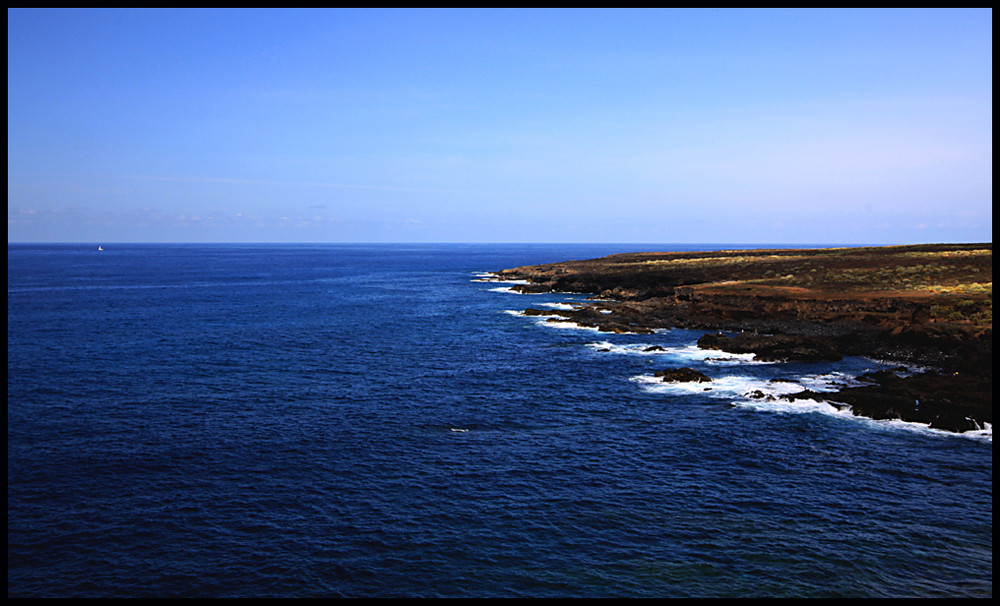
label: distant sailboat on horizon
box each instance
[98,245,103,251]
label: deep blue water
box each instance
[7,243,992,598]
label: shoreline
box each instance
[495,244,992,433]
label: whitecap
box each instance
[486,281,545,294]
[632,370,860,401]
[472,272,530,284]
[733,397,992,441]
[632,366,996,442]
[539,320,601,331]
[631,373,795,398]
[537,302,577,310]
[587,341,661,355]
[734,396,851,415]
[588,341,762,365]
[864,416,992,440]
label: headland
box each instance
[497,244,992,433]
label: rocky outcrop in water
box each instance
[655,367,713,383]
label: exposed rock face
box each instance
[498,244,992,432]
[697,332,843,362]
[524,307,659,334]
[654,367,712,383]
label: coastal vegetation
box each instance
[499,244,992,333]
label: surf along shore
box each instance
[496,244,992,433]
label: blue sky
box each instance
[7,8,992,244]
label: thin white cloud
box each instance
[116,174,490,197]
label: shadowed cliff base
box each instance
[498,244,992,433]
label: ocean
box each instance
[7,243,992,598]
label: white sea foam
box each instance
[502,309,579,326]
[488,285,529,294]
[588,341,761,365]
[558,324,647,334]
[539,319,601,331]
[632,369,859,400]
[735,397,992,441]
[635,368,991,441]
[963,423,992,440]
[486,279,545,294]
[537,302,577,310]
[731,396,856,417]
[472,272,528,284]
[631,373,801,398]
[861,416,991,440]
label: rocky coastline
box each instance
[497,244,992,433]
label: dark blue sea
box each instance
[7,244,992,598]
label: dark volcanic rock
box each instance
[697,331,843,362]
[523,308,563,317]
[790,370,991,432]
[655,367,712,383]
[524,306,658,334]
